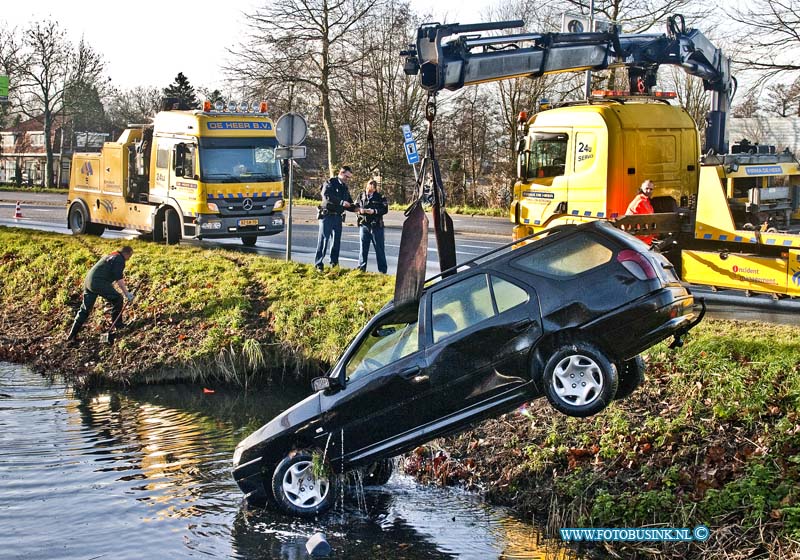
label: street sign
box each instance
[404,139,419,165]
[275,113,308,146]
[275,146,307,159]
[401,123,413,141]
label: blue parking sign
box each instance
[404,140,419,165]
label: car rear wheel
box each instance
[543,342,618,417]
[271,450,335,518]
[363,458,393,486]
[614,355,645,400]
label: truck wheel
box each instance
[614,355,645,400]
[241,235,257,247]
[543,342,618,417]
[271,449,336,518]
[165,208,181,245]
[68,204,89,235]
[87,223,106,236]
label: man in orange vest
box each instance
[625,180,655,245]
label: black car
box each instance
[233,221,703,517]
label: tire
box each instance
[68,204,89,235]
[241,235,257,247]
[87,223,106,236]
[271,450,335,518]
[614,355,646,400]
[542,342,618,417]
[165,208,181,245]
[363,458,393,486]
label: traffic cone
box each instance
[13,201,22,219]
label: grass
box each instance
[0,226,392,387]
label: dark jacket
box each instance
[319,176,353,217]
[85,252,126,292]
[356,190,389,228]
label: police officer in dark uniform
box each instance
[67,246,135,343]
[356,180,389,273]
[314,166,354,272]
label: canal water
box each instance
[0,362,574,560]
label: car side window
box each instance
[513,233,612,277]
[491,276,529,312]
[345,320,419,382]
[432,274,495,343]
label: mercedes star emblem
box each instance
[242,198,254,211]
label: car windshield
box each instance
[198,137,282,183]
[345,318,419,382]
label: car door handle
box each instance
[511,319,532,333]
[399,365,421,378]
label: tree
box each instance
[106,86,162,130]
[727,0,800,82]
[162,72,199,109]
[15,21,105,187]
[232,0,380,176]
[732,90,760,118]
[764,81,800,117]
[0,26,22,129]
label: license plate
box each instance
[238,219,259,227]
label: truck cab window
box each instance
[527,133,568,179]
[198,137,282,183]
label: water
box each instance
[0,363,573,559]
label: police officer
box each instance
[67,246,135,343]
[356,180,388,273]
[314,166,354,272]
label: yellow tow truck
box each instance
[402,15,800,297]
[67,100,285,246]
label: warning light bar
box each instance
[591,90,677,99]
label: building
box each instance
[0,115,107,187]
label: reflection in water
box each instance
[0,363,577,559]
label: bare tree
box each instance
[231,0,380,177]
[764,81,800,117]
[727,0,800,83]
[0,26,22,128]
[553,0,700,33]
[106,86,162,130]
[732,89,760,118]
[15,21,105,187]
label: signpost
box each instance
[275,113,308,261]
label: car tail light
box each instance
[617,249,657,280]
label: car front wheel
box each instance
[543,342,618,417]
[614,355,645,400]
[271,450,335,517]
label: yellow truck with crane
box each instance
[402,15,800,297]
[67,100,286,246]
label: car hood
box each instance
[235,392,322,453]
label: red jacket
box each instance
[625,193,654,216]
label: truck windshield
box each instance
[198,137,282,183]
[526,132,568,179]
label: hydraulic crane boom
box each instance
[402,14,734,154]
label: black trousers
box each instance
[69,285,123,337]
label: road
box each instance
[2,191,799,325]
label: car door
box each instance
[319,307,430,464]
[420,272,542,424]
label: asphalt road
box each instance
[2,191,799,325]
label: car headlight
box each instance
[273,198,285,211]
[207,202,219,212]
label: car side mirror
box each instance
[312,376,343,393]
[175,165,185,177]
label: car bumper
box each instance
[195,213,285,239]
[594,286,697,360]
[232,455,268,502]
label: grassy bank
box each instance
[0,226,392,387]
[406,320,800,558]
[291,196,508,217]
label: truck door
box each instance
[519,130,570,227]
[150,143,171,201]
